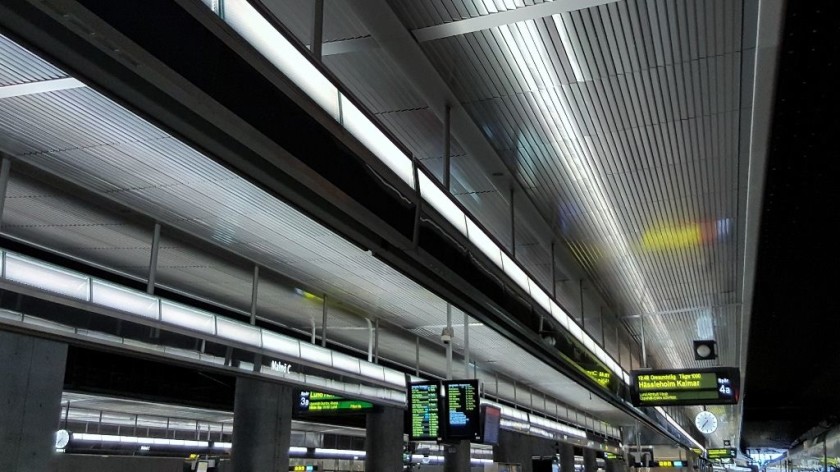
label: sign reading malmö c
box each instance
[629,367,740,407]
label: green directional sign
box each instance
[297,391,373,414]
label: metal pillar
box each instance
[321,294,328,347]
[510,187,516,256]
[250,265,259,325]
[311,0,324,60]
[0,157,11,227]
[366,318,375,362]
[579,279,585,329]
[463,310,470,377]
[446,303,453,379]
[550,241,556,298]
[443,104,451,190]
[600,306,606,346]
[412,156,422,248]
[640,316,647,368]
[147,223,161,294]
[415,336,421,376]
[374,318,380,363]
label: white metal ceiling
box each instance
[387,0,745,318]
[0,33,627,435]
[301,0,752,445]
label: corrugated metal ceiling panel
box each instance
[0,28,643,430]
[260,0,370,45]
[0,35,67,86]
[405,0,745,327]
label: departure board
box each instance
[706,448,737,460]
[630,367,740,406]
[297,391,373,414]
[409,381,441,441]
[442,379,480,441]
[480,404,501,445]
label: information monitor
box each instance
[409,381,441,441]
[442,379,481,441]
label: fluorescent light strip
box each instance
[418,172,467,234]
[0,77,86,99]
[655,407,705,452]
[92,281,159,319]
[4,253,90,300]
[160,300,216,335]
[315,448,366,459]
[216,317,262,347]
[340,95,415,187]
[72,435,374,458]
[0,248,406,390]
[201,0,631,385]
[481,400,587,439]
[73,433,209,448]
[410,455,493,465]
[223,0,340,120]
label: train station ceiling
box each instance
[257,0,778,447]
[0,0,791,450]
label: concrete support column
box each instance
[365,406,404,472]
[231,377,293,472]
[557,443,575,472]
[494,430,533,472]
[583,448,597,472]
[444,440,471,472]
[0,331,67,472]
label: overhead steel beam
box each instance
[321,36,378,56]
[412,0,619,42]
[345,0,608,313]
[619,304,741,320]
[734,0,785,449]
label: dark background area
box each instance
[742,0,840,449]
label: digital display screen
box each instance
[630,367,740,406]
[707,448,737,460]
[480,404,501,445]
[409,381,441,441]
[643,461,685,468]
[442,380,480,441]
[297,391,373,414]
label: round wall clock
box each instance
[695,410,718,434]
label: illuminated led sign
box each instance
[289,466,318,472]
[584,369,611,387]
[630,367,740,406]
[297,391,373,414]
[653,461,686,467]
[409,381,441,441]
[442,380,480,441]
[707,449,737,460]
